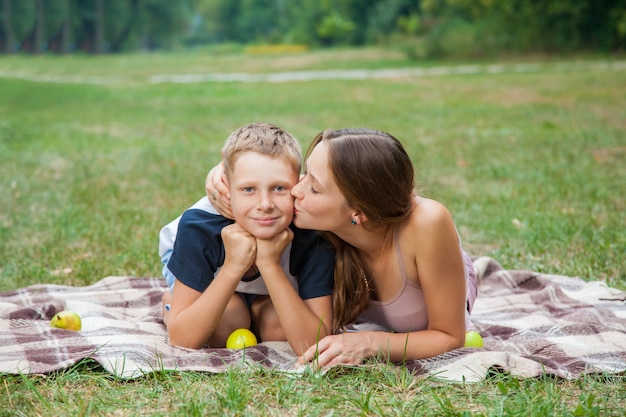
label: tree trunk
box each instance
[60,0,72,54]
[34,0,44,53]
[2,0,15,53]
[95,0,104,53]
[109,0,139,52]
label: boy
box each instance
[159,123,334,355]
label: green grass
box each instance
[2,362,625,416]
[1,47,625,415]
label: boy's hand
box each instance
[206,162,234,219]
[221,223,256,277]
[255,228,294,271]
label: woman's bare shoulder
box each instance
[410,196,454,229]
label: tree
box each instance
[43,0,73,53]
[1,0,16,53]
[33,0,43,53]
[94,0,103,53]
[60,0,72,53]
[7,0,35,52]
[1,0,624,55]
[135,0,193,49]
[108,0,138,52]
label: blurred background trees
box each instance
[1,0,625,57]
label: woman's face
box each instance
[291,140,353,231]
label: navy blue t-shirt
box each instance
[167,209,335,300]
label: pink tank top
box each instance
[356,226,477,333]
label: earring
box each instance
[351,219,357,225]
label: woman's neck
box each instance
[343,224,392,262]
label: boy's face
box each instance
[228,151,298,240]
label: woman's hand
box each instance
[206,162,234,219]
[297,332,374,370]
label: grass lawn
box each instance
[1,47,624,415]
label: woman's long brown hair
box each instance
[304,128,416,331]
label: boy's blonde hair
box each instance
[222,123,302,179]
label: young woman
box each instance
[207,128,477,369]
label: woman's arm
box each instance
[409,198,468,352]
[298,199,467,368]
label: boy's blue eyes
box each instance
[242,186,289,192]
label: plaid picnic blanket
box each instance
[1,256,625,381]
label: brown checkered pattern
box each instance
[1,257,625,381]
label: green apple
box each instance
[50,310,82,331]
[464,330,484,348]
[226,328,257,349]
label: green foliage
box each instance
[40,1,68,40]
[2,0,34,42]
[316,10,355,46]
[139,0,194,49]
[419,0,626,57]
[2,0,626,55]
[0,0,194,53]
[366,0,407,43]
